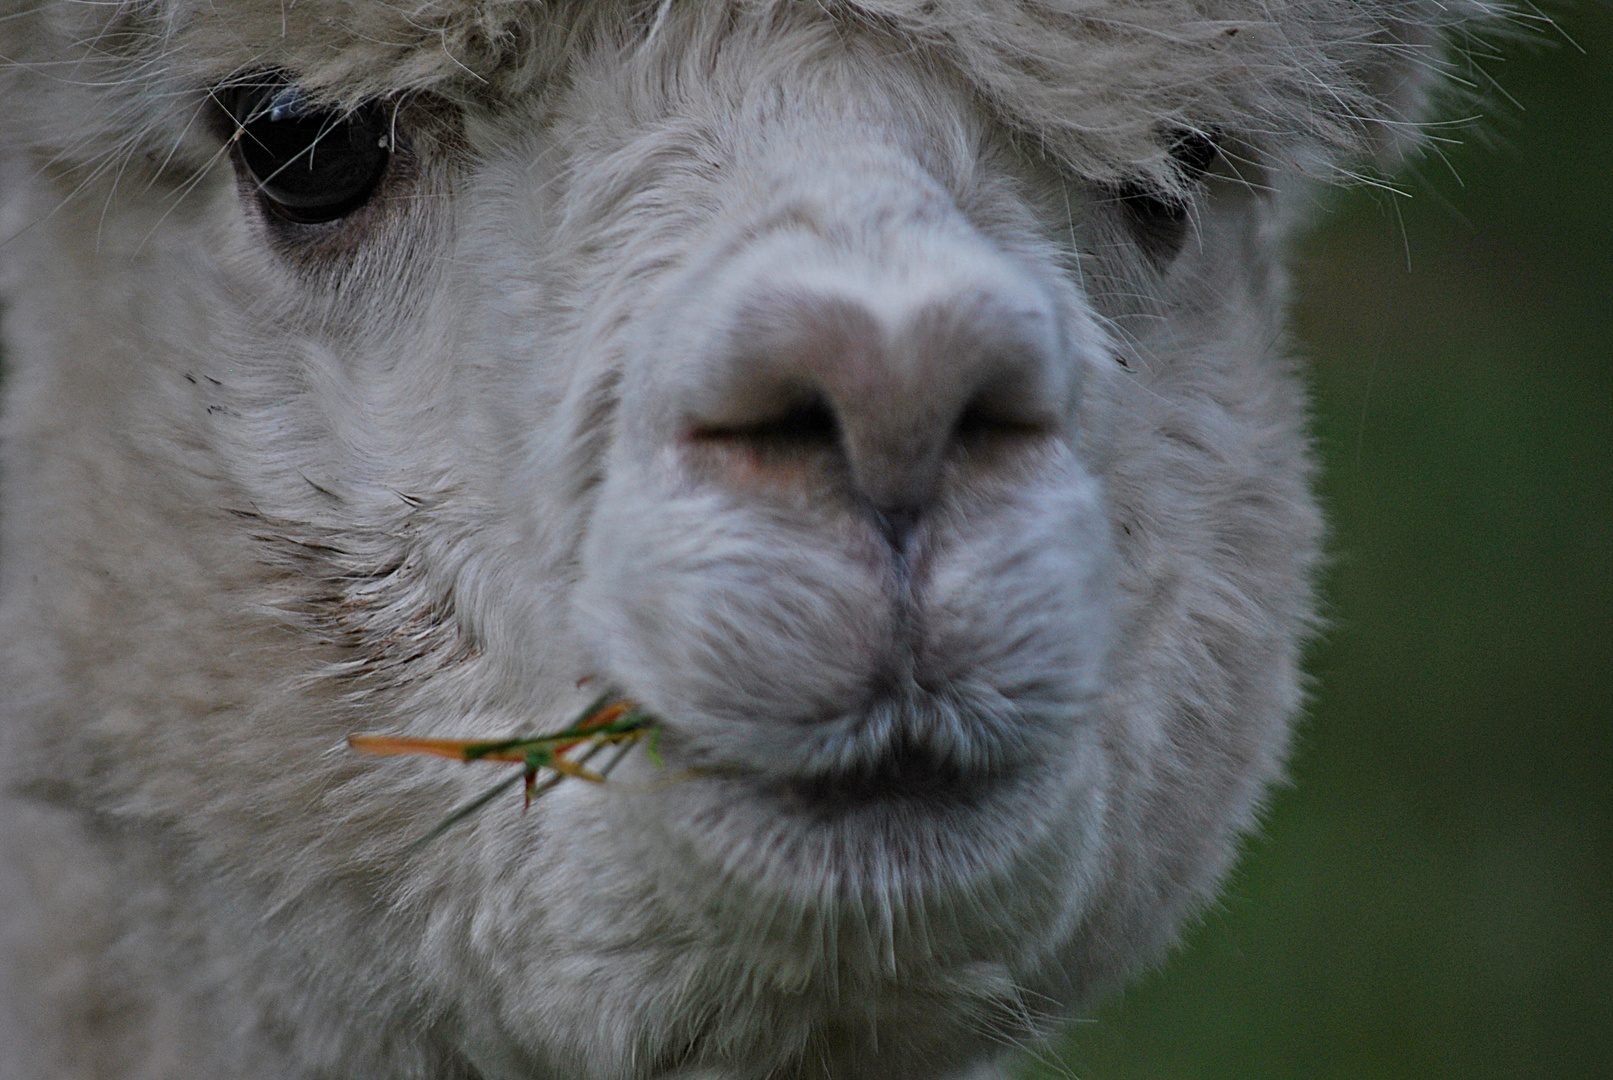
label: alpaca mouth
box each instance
[637,663,1052,796]
[643,714,1072,903]
[769,737,1000,813]
[660,681,1040,827]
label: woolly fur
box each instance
[0,2,1500,1079]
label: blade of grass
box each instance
[350,698,662,855]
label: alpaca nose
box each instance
[681,254,1069,548]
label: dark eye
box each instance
[224,81,392,224]
[1116,130,1219,267]
[1166,130,1219,182]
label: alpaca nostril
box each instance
[691,392,839,450]
[951,393,1056,445]
[677,241,1070,536]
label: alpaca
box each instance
[0,2,1497,1078]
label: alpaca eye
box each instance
[1117,131,1220,267]
[1167,131,1219,183]
[224,82,392,224]
[1117,186,1191,266]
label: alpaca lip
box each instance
[649,672,1049,801]
[779,742,999,810]
[706,734,1011,818]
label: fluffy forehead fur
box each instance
[2,0,1493,192]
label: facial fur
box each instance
[0,2,1498,1078]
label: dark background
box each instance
[1034,5,1612,1079]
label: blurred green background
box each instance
[1032,5,1613,1080]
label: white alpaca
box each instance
[0,2,1495,1078]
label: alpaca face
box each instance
[0,2,1490,1077]
[214,20,1125,1012]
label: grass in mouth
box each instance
[349,696,662,850]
